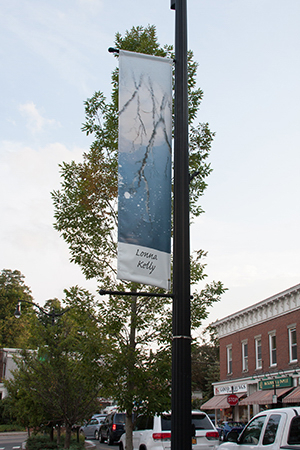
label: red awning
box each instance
[283,386,300,404]
[216,393,246,409]
[201,393,245,410]
[201,395,228,410]
[239,388,293,406]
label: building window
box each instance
[242,341,248,371]
[255,336,262,369]
[269,331,277,366]
[227,345,232,374]
[289,327,297,363]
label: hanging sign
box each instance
[259,376,293,390]
[117,50,173,290]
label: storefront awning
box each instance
[201,394,227,410]
[239,388,293,406]
[216,393,246,409]
[283,386,300,403]
[201,393,245,410]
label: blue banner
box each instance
[117,50,172,290]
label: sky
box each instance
[1,0,300,332]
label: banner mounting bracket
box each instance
[99,289,174,298]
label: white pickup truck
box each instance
[219,407,300,450]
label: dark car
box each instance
[217,421,245,441]
[99,411,126,445]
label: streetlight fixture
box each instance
[252,371,283,406]
[263,371,285,405]
[14,300,70,326]
[272,378,277,405]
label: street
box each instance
[0,433,119,450]
[92,438,119,450]
[0,432,27,450]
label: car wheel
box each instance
[108,433,114,445]
[94,430,99,440]
[100,432,105,443]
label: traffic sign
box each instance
[227,394,239,406]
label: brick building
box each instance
[0,348,19,399]
[201,283,300,423]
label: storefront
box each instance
[201,383,247,424]
[284,385,300,404]
[239,387,293,408]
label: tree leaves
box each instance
[51,24,227,432]
[0,269,34,348]
[5,291,105,442]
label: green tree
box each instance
[4,375,46,434]
[52,25,226,450]
[0,269,34,348]
[191,325,220,405]
[5,289,105,448]
[0,396,16,425]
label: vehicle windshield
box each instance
[161,413,213,431]
[192,414,213,430]
[162,414,171,431]
[115,413,126,423]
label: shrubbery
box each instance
[26,434,85,450]
[0,423,25,432]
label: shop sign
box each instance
[214,384,247,395]
[259,376,293,390]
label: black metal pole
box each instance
[171,0,191,449]
[273,379,277,405]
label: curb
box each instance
[84,440,97,449]
[19,440,96,450]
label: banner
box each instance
[117,50,172,290]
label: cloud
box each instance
[19,102,60,134]
[0,139,90,302]
[78,0,104,13]
[0,2,110,95]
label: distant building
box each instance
[201,283,300,423]
[0,348,20,399]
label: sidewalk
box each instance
[84,440,96,449]
[21,440,96,450]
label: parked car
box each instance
[217,421,244,441]
[119,410,219,450]
[100,411,126,445]
[219,407,300,450]
[92,413,107,421]
[80,416,105,439]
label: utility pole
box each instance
[171,0,191,449]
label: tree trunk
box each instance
[64,424,72,449]
[50,425,54,442]
[57,424,61,445]
[125,411,134,450]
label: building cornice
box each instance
[214,283,300,338]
